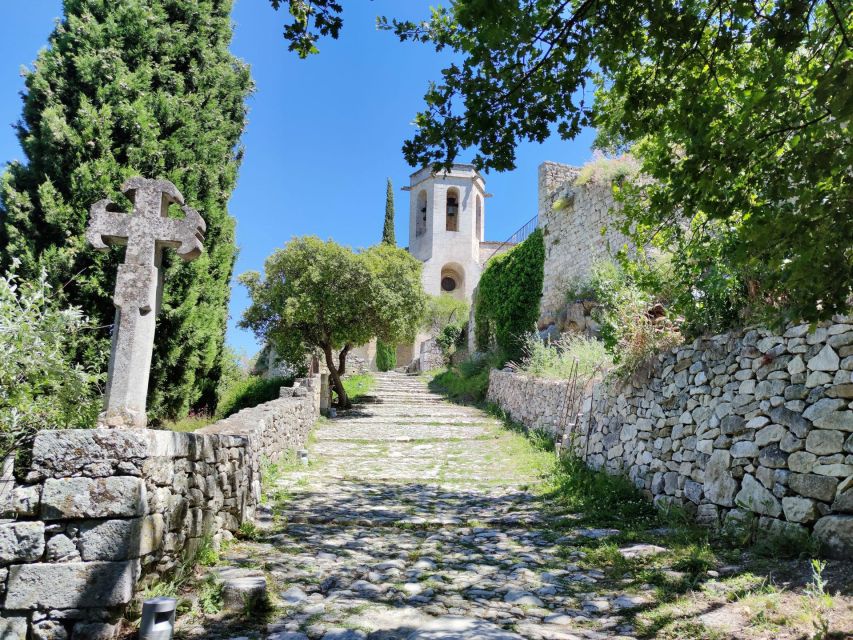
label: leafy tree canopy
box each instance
[239,237,426,406]
[271,0,852,325]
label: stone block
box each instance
[731,441,758,459]
[71,622,118,640]
[813,515,853,559]
[769,407,810,438]
[42,477,146,519]
[735,474,782,517]
[788,473,838,501]
[5,560,140,609]
[31,428,152,475]
[781,496,819,524]
[758,444,788,469]
[812,411,853,432]
[0,521,45,564]
[805,429,845,455]
[788,451,816,473]
[0,617,28,639]
[32,619,68,640]
[78,516,165,561]
[808,345,839,372]
[832,476,853,513]
[45,534,81,562]
[704,450,737,507]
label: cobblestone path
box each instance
[191,372,642,640]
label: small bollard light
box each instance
[140,596,177,640]
[298,449,309,466]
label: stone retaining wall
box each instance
[0,376,320,639]
[538,161,633,328]
[488,321,853,557]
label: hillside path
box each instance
[194,372,639,640]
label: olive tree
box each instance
[239,237,426,407]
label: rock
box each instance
[788,473,838,501]
[281,586,309,605]
[758,444,787,469]
[813,516,853,558]
[788,451,817,473]
[806,430,845,455]
[755,424,784,446]
[4,560,139,609]
[216,567,267,612]
[735,474,782,517]
[406,617,524,639]
[808,345,839,372]
[788,356,806,375]
[812,411,853,432]
[0,521,44,563]
[323,630,367,640]
[32,619,68,640]
[769,407,810,437]
[77,515,163,561]
[704,450,738,506]
[0,618,28,639]
[618,544,667,559]
[41,477,146,519]
[782,497,819,523]
[70,623,117,640]
[832,476,853,513]
[45,534,80,562]
[504,591,544,607]
[731,441,758,458]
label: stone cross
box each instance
[87,177,206,427]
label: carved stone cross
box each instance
[87,177,206,427]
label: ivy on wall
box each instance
[475,229,545,357]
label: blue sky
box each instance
[0,1,595,355]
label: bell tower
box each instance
[406,164,486,302]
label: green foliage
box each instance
[548,453,658,529]
[195,535,220,567]
[197,576,224,615]
[512,333,611,379]
[424,294,469,334]
[475,229,544,357]
[805,559,833,640]
[382,178,396,245]
[373,0,851,325]
[435,324,466,365]
[339,373,375,404]
[574,154,640,187]
[0,0,252,423]
[580,261,681,375]
[237,520,260,541]
[376,340,397,372]
[215,375,293,420]
[428,351,506,404]
[0,267,103,462]
[239,237,425,407]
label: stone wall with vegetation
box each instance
[0,376,319,639]
[488,320,853,557]
[537,161,632,329]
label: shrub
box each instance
[376,340,397,371]
[424,295,469,334]
[475,228,545,357]
[584,260,681,376]
[574,153,641,187]
[215,375,293,420]
[512,333,611,379]
[0,267,103,463]
[429,351,506,403]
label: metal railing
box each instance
[484,214,538,263]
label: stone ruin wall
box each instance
[0,376,320,639]
[488,320,853,557]
[537,161,633,331]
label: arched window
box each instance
[476,195,483,241]
[446,188,459,232]
[415,190,427,237]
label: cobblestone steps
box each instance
[182,372,641,640]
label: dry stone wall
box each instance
[537,161,633,329]
[0,376,320,639]
[488,320,853,557]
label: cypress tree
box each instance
[381,177,395,245]
[0,0,252,421]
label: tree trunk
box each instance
[323,344,349,409]
[337,344,351,377]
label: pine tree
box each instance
[381,177,395,245]
[0,0,252,421]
